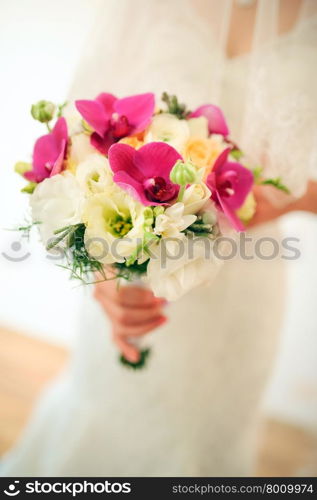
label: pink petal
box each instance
[24,169,48,183]
[90,132,114,155]
[115,93,155,134]
[212,147,231,173]
[96,93,117,115]
[29,117,68,182]
[50,140,67,176]
[113,171,151,206]
[75,99,109,137]
[219,162,254,210]
[218,197,246,232]
[52,116,68,144]
[134,142,182,178]
[190,104,229,136]
[33,136,57,171]
[108,143,144,182]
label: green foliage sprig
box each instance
[161,92,190,119]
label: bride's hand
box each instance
[94,279,167,362]
[249,181,317,227]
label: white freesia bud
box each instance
[154,202,196,238]
[182,183,211,215]
[144,113,190,152]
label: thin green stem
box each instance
[177,184,186,202]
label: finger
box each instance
[116,305,166,326]
[117,286,157,307]
[95,292,165,326]
[119,316,167,337]
[113,334,140,363]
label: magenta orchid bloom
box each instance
[75,92,155,155]
[206,148,254,231]
[108,142,182,206]
[24,117,68,183]
[189,104,229,136]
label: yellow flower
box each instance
[237,192,257,223]
[119,136,144,149]
[183,137,224,176]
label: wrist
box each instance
[290,181,317,214]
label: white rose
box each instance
[30,172,83,247]
[63,102,83,135]
[76,154,113,195]
[69,133,96,168]
[183,183,211,215]
[154,202,196,238]
[146,235,223,301]
[144,113,190,152]
[83,187,148,264]
[187,116,209,138]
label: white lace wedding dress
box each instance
[2,0,316,477]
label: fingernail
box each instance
[129,352,140,363]
[159,316,168,324]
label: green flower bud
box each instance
[170,160,197,186]
[14,161,32,176]
[31,100,55,123]
[153,206,165,217]
[143,207,154,226]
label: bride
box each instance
[2,0,317,476]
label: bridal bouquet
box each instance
[15,91,288,365]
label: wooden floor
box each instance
[0,326,316,476]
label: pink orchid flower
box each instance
[108,142,182,206]
[75,93,155,155]
[24,117,68,183]
[189,104,229,136]
[206,148,254,231]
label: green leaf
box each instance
[252,166,264,183]
[161,92,190,119]
[120,348,151,370]
[21,182,37,194]
[57,101,68,118]
[46,226,75,250]
[230,149,243,161]
[261,177,290,194]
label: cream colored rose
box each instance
[144,113,190,152]
[187,116,209,138]
[183,135,226,172]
